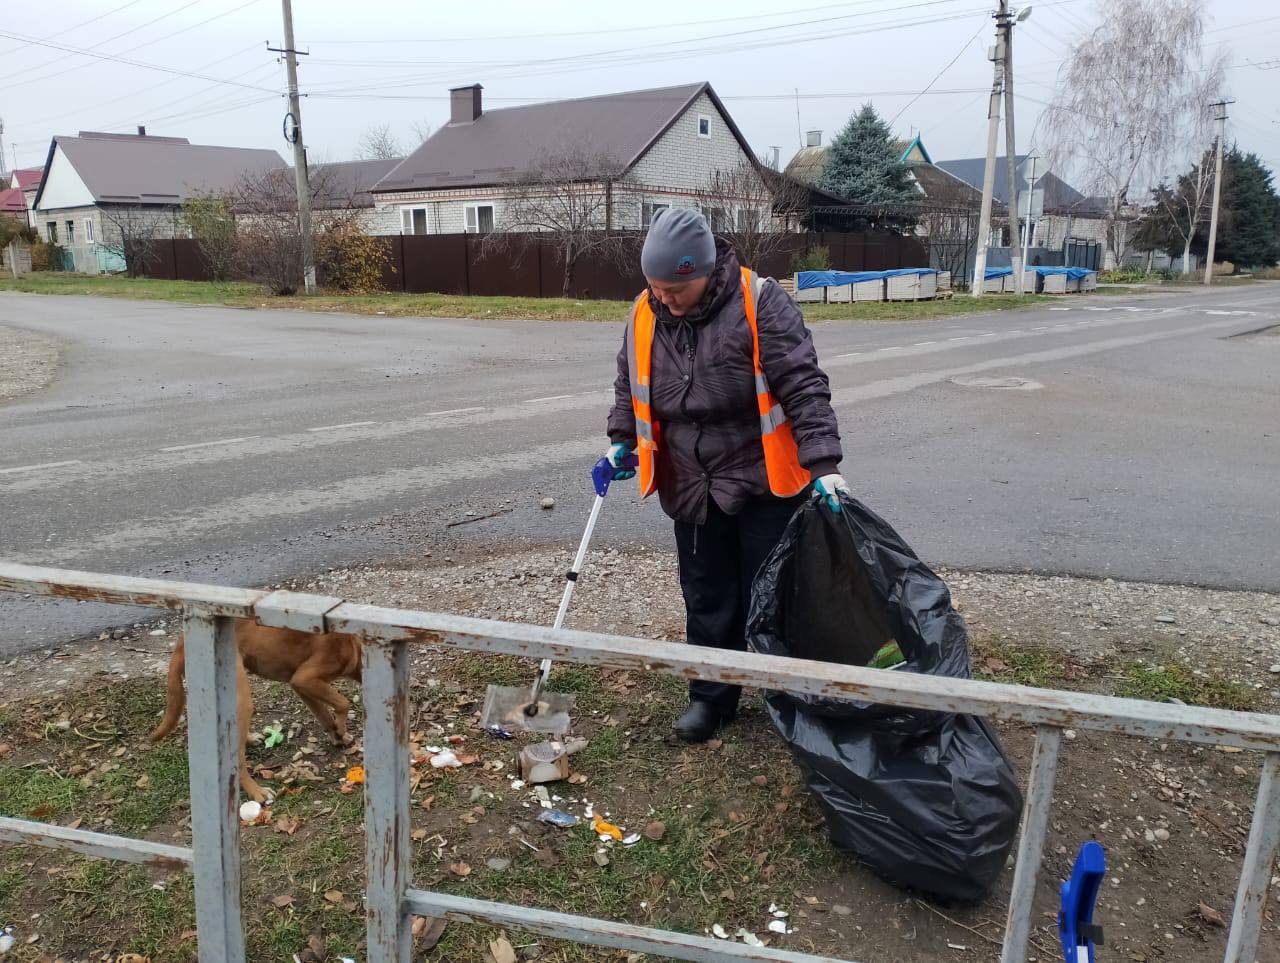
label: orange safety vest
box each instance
[626,266,810,499]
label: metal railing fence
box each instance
[0,561,1276,963]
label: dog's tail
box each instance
[149,638,187,742]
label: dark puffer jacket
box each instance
[607,242,842,525]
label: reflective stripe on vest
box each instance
[626,267,808,499]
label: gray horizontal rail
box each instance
[405,890,855,963]
[0,562,264,617]
[0,816,193,870]
[327,603,1280,752]
[0,562,1276,751]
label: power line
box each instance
[4,0,266,93]
[889,21,986,127]
[0,1,200,85]
[0,29,280,94]
[0,0,147,59]
[298,0,976,44]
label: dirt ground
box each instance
[1,542,1278,962]
[0,323,60,403]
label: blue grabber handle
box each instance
[592,452,639,497]
[1059,841,1105,963]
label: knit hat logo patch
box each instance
[675,255,697,275]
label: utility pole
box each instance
[1020,151,1038,279]
[1001,8,1024,295]
[1203,99,1233,286]
[971,2,1007,296]
[271,0,316,294]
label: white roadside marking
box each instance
[834,351,862,358]
[307,421,377,432]
[160,436,258,453]
[978,332,999,337]
[949,336,971,341]
[914,341,938,346]
[424,406,485,416]
[877,346,899,352]
[1032,326,1050,330]
[1050,307,1071,311]
[0,459,81,476]
[525,394,574,403]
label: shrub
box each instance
[182,191,237,281]
[30,240,66,272]
[316,220,391,294]
[790,244,832,274]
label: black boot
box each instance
[673,700,734,742]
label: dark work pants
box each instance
[674,494,805,711]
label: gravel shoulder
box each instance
[0,323,60,403]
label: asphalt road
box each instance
[1,284,1277,653]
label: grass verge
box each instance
[1115,662,1260,711]
[3,273,1078,324]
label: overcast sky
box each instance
[4,0,1278,185]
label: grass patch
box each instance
[0,767,87,820]
[972,637,1081,688]
[802,293,1058,322]
[3,273,1088,324]
[1115,662,1259,711]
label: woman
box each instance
[606,208,847,741]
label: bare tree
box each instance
[1161,152,1216,274]
[695,162,806,270]
[97,205,174,277]
[481,146,630,296]
[356,123,404,160]
[1043,0,1226,269]
[233,166,361,294]
[409,119,434,146]
[181,190,237,281]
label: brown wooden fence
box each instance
[139,231,929,300]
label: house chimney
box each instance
[449,84,483,124]
[805,130,822,148]
[137,125,146,136]
[767,146,781,170]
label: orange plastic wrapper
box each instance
[592,817,623,841]
[345,765,366,784]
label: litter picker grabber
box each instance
[1059,840,1105,963]
[480,452,638,736]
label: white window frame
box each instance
[464,202,495,234]
[735,207,765,232]
[84,218,95,244]
[697,114,712,139]
[400,205,430,235]
[641,201,669,229]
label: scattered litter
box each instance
[238,801,262,823]
[622,832,642,846]
[735,929,764,947]
[767,920,793,935]
[510,779,526,791]
[518,741,571,783]
[593,848,610,867]
[344,766,365,784]
[148,629,166,637]
[593,817,624,841]
[769,904,789,918]
[430,749,462,769]
[263,724,285,749]
[711,924,729,940]
[486,857,512,872]
[541,497,556,510]
[643,820,666,841]
[947,943,968,950]
[534,786,551,806]
[0,933,14,954]
[485,725,515,740]
[536,808,579,829]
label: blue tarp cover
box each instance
[797,268,936,290]
[984,266,1096,281]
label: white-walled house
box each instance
[370,82,768,236]
[33,129,285,273]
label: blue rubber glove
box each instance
[606,442,636,480]
[813,473,850,513]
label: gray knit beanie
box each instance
[641,207,716,282]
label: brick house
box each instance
[32,129,285,273]
[370,82,768,236]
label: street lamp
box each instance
[1016,5,1033,22]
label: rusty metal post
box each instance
[363,639,412,962]
[1223,750,1280,963]
[1001,724,1063,963]
[182,611,246,963]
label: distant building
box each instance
[9,168,44,229]
[370,81,767,235]
[33,129,285,273]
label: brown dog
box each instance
[149,619,362,803]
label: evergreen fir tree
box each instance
[817,103,916,205]
[1210,148,1280,268]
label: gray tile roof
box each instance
[40,132,286,207]
[312,157,403,209]
[375,82,747,193]
[934,155,1094,212]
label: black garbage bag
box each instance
[747,492,1023,903]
